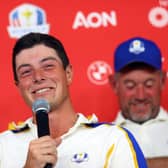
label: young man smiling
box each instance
[0,33,147,168]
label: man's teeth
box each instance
[36,88,50,93]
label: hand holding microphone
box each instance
[32,99,52,168]
[24,99,58,168]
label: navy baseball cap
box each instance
[114,37,162,72]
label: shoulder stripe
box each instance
[8,123,30,133]
[84,122,113,128]
[119,127,147,168]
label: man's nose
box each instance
[136,85,146,99]
[32,70,45,83]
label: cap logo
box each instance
[129,39,145,55]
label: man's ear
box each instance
[108,74,118,94]
[161,71,167,89]
[65,64,73,85]
[109,74,115,88]
[14,80,19,86]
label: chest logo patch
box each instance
[71,152,89,163]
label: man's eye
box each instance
[44,64,55,69]
[19,70,31,77]
[125,82,135,89]
[145,80,154,88]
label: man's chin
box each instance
[131,115,151,124]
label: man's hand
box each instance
[24,136,61,168]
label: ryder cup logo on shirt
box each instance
[87,60,112,85]
[129,40,145,55]
[7,3,50,39]
[71,152,89,163]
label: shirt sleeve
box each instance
[108,127,148,168]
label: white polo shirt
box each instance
[114,107,168,158]
[0,113,147,168]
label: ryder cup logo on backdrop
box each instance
[87,60,112,85]
[7,3,50,38]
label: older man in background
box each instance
[110,37,168,168]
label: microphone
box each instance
[32,99,50,137]
[32,99,52,168]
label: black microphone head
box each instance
[32,99,50,113]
